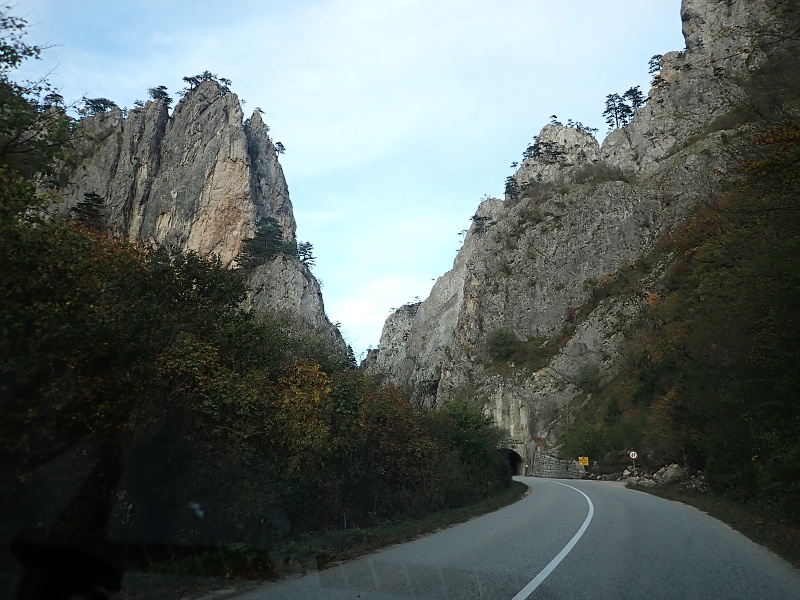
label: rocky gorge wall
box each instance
[364,0,792,472]
[59,80,343,348]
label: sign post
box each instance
[629,451,638,477]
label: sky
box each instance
[15,0,685,358]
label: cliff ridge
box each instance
[365,0,795,466]
[60,80,342,347]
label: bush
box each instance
[571,163,627,184]
[485,328,522,361]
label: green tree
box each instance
[237,217,287,269]
[485,327,522,362]
[0,16,74,184]
[181,70,232,96]
[441,398,509,489]
[82,97,118,115]
[603,93,633,130]
[346,345,358,369]
[522,138,565,162]
[147,85,172,106]
[297,240,315,267]
[470,214,494,235]
[69,191,106,230]
[566,119,598,135]
[649,54,666,87]
[504,175,520,201]
[623,85,646,110]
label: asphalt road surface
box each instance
[237,476,800,599]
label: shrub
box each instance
[485,328,523,361]
[571,163,627,184]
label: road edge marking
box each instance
[511,481,595,600]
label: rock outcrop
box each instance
[365,0,794,470]
[603,0,782,176]
[513,124,601,187]
[60,80,343,347]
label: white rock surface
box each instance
[366,0,791,472]
[59,81,342,347]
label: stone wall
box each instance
[530,453,585,479]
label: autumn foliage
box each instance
[1,209,511,552]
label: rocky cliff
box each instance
[59,80,343,347]
[364,0,794,468]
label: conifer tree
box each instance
[70,192,107,230]
[603,93,634,131]
[147,85,172,106]
[297,241,315,268]
[623,85,646,110]
[237,217,286,269]
[82,97,118,115]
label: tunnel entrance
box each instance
[501,448,525,475]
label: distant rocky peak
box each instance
[171,79,242,124]
[680,0,776,60]
[600,0,785,176]
[60,77,344,350]
[512,124,600,192]
[243,108,297,245]
[61,77,297,269]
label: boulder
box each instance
[655,463,686,484]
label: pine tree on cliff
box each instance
[147,85,172,106]
[237,217,297,270]
[603,93,634,131]
[82,97,118,115]
[623,86,646,110]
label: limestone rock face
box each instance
[60,81,342,346]
[364,197,505,406]
[513,124,601,189]
[63,81,294,266]
[602,0,781,176]
[365,0,791,470]
[366,148,701,407]
[250,254,340,346]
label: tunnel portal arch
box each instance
[500,448,525,476]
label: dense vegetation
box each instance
[560,34,800,517]
[0,11,510,578]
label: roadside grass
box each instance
[628,484,800,568]
[114,481,529,599]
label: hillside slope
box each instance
[365,0,798,470]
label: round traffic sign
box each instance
[629,451,638,459]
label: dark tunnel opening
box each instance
[501,448,525,476]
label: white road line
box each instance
[511,480,595,600]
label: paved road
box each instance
[238,477,800,599]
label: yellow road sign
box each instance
[578,456,589,466]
